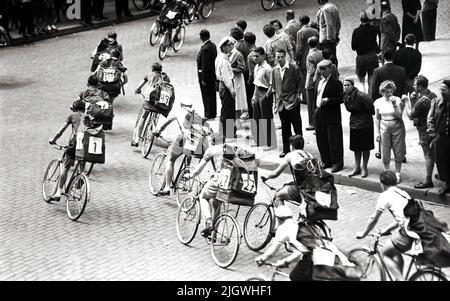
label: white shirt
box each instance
[316,75,330,108]
[215,53,235,93]
[279,61,289,81]
[376,186,410,227]
[253,61,272,88]
[374,96,404,121]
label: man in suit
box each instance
[284,10,301,53]
[394,33,422,92]
[370,48,407,101]
[197,29,218,119]
[315,59,344,172]
[296,15,319,105]
[267,49,303,158]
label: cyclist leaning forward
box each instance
[131,62,171,147]
[158,0,189,43]
[153,98,212,196]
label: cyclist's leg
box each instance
[133,107,150,145]
[53,150,75,198]
[275,184,298,207]
[381,231,413,281]
[161,134,184,193]
[199,178,219,235]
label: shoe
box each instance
[245,135,254,140]
[240,112,250,120]
[156,190,170,196]
[201,225,214,238]
[49,195,61,202]
[331,164,343,173]
[306,126,315,131]
[403,158,407,163]
[396,172,401,184]
[321,163,332,169]
[414,182,433,189]
[348,169,361,177]
[131,142,138,147]
[361,170,368,178]
[51,25,58,31]
[438,187,449,197]
[279,152,287,158]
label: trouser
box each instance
[252,86,276,147]
[219,82,236,140]
[380,119,406,165]
[115,0,131,17]
[300,69,307,104]
[279,104,302,153]
[306,88,316,126]
[80,0,92,23]
[244,71,254,118]
[434,134,450,185]
[199,80,217,118]
[319,41,338,69]
[19,2,34,35]
[92,0,105,18]
[315,111,343,166]
[422,8,437,41]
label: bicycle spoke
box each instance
[211,215,240,268]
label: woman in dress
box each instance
[401,0,424,49]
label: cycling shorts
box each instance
[391,227,414,252]
[64,145,76,169]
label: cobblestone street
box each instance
[1,0,449,281]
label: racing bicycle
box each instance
[261,0,295,11]
[158,23,186,60]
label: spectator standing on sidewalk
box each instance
[374,80,406,184]
[18,0,35,37]
[379,1,401,59]
[215,36,237,141]
[394,33,422,93]
[296,15,319,105]
[264,23,293,67]
[351,10,380,93]
[80,0,93,26]
[284,10,301,54]
[197,29,217,119]
[116,0,133,19]
[305,37,322,131]
[236,20,247,33]
[245,32,257,123]
[404,75,437,189]
[421,0,438,41]
[269,49,303,158]
[343,77,375,178]
[427,80,450,197]
[314,59,344,172]
[270,19,291,47]
[228,37,248,123]
[401,0,423,50]
[251,47,276,150]
[93,0,108,21]
[315,0,341,68]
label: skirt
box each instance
[350,126,374,151]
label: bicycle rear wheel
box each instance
[42,159,60,202]
[200,0,215,19]
[184,4,197,24]
[172,26,186,52]
[141,112,157,158]
[284,0,295,6]
[132,0,150,10]
[65,173,90,221]
[347,248,385,281]
[211,214,241,268]
[149,21,161,46]
[176,196,201,245]
[261,0,275,11]
[149,152,167,195]
[243,203,274,251]
[409,268,448,281]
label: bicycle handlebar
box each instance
[50,142,68,151]
[260,178,277,191]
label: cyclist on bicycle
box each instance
[260,135,318,206]
[91,31,123,72]
[255,206,309,270]
[48,99,87,201]
[154,98,212,196]
[158,0,189,43]
[131,62,171,147]
[356,170,416,281]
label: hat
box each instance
[317,59,332,68]
[443,80,450,89]
[218,36,235,48]
[274,206,293,219]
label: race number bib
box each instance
[166,10,177,19]
[159,90,170,105]
[218,169,231,189]
[88,136,103,155]
[76,134,84,150]
[96,100,109,109]
[102,68,116,83]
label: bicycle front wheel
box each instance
[66,173,90,221]
[132,0,150,10]
[176,196,201,245]
[149,152,167,195]
[149,22,161,46]
[243,203,274,251]
[200,0,215,19]
[261,0,275,11]
[172,26,186,52]
[347,248,385,281]
[158,34,169,60]
[409,268,448,281]
[42,159,60,202]
[141,112,156,158]
[284,0,295,6]
[211,214,241,268]
[184,3,197,24]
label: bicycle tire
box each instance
[284,0,295,6]
[158,33,170,60]
[65,173,90,221]
[132,0,150,11]
[149,22,161,46]
[149,152,167,195]
[176,196,201,245]
[211,214,241,268]
[174,167,199,207]
[408,268,448,281]
[200,0,215,19]
[172,26,186,53]
[141,112,156,158]
[245,277,265,281]
[261,0,275,11]
[42,159,61,202]
[347,248,385,281]
[243,203,274,251]
[85,163,94,177]
[184,3,197,25]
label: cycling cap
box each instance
[107,31,117,39]
[180,99,193,107]
[274,206,293,219]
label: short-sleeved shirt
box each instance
[202,145,225,173]
[285,149,315,168]
[375,186,410,227]
[374,96,404,120]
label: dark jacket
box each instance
[315,77,344,123]
[370,62,407,100]
[351,23,380,56]
[394,46,422,80]
[272,62,303,112]
[344,87,374,129]
[196,40,217,83]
